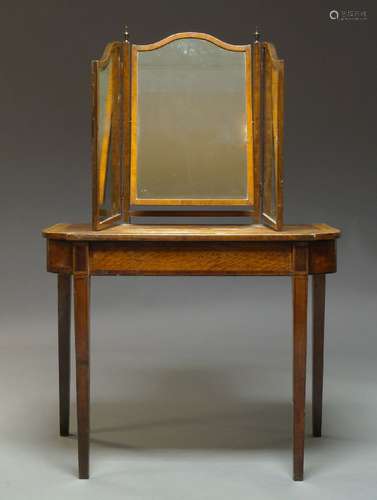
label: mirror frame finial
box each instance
[124,25,129,42]
[254,27,261,43]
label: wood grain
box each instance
[312,274,326,437]
[133,32,251,52]
[252,39,262,221]
[292,243,309,481]
[58,274,71,436]
[129,210,253,218]
[122,40,131,223]
[43,223,340,242]
[91,241,292,275]
[45,232,338,277]
[91,59,98,230]
[309,240,337,274]
[73,244,90,479]
[47,240,72,272]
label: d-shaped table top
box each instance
[43,223,341,242]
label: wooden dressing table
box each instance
[42,29,341,481]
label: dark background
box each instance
[1,1,376,498]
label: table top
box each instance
[42,223,341,242]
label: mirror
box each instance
[97,59,113,213]
[94,43,122,227]
[131,36,253,206]
[262,44,283,229]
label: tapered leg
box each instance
[58,274,71,436]
[74,271,90,479]
[312,274,326,437]
[292,274,308,481]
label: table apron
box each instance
[47,240,337,276]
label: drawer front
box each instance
[90,241,293,276]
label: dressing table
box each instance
[42,28,341,481]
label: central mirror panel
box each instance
[130,35,254,207]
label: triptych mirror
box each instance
[91,32,284,230]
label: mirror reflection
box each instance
[98,60,113,215]
[135,38,250,201]
[97,51,121,221]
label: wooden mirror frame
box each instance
[261,42,284,231]
[91,33,285,230]
[129,32,257,211]
[91,42,123,230]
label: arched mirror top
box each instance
[132,32,251,52]
[97,41,121,68]
[263,42,283,68]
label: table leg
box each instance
[58,273,71,436]
[292,273,308,481]
[74,271,90,479]
[312,274,326,437]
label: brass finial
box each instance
[124,25,129,42]
[254,27,261,43]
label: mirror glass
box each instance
[135,38,250,201]
[97,54,121,220]
[98,60,113,216]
